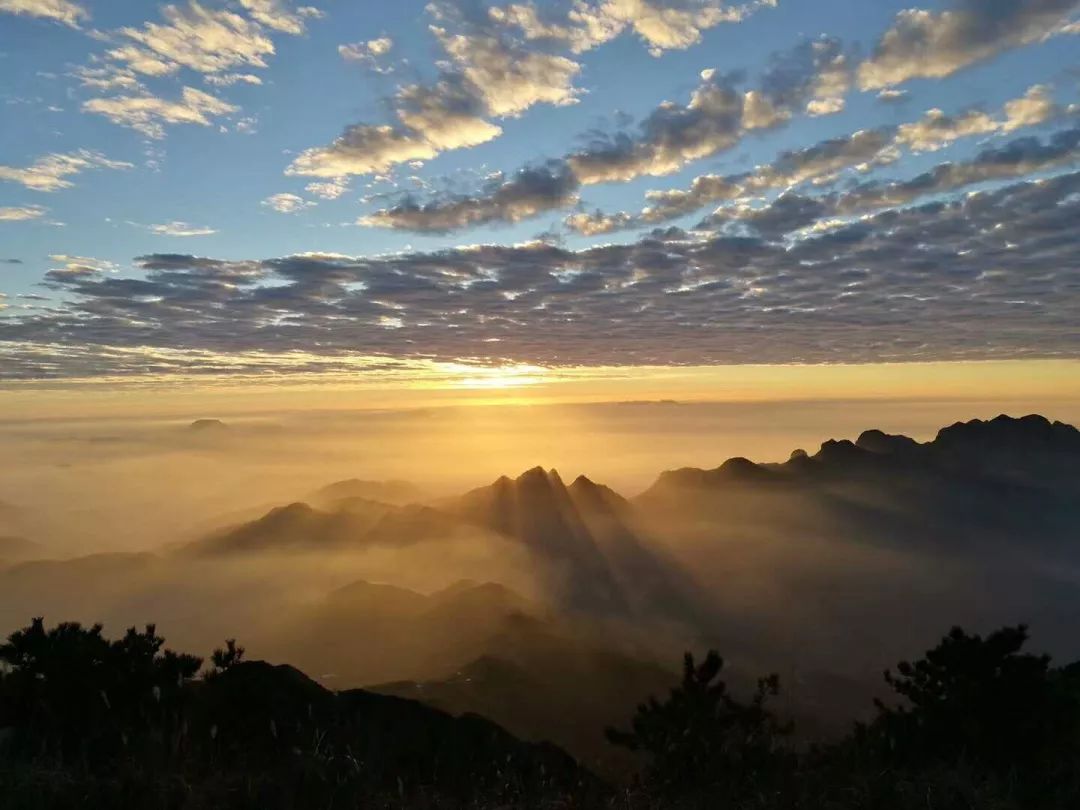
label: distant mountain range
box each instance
[639,413,1080,554]
[265,576,674,775]
[183,414,1080,608]
[4,414,1080,774]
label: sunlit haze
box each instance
[2,1,1080,805]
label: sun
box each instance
[445,363,551,390]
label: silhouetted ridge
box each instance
[451,467,627,613]
[856,429,919,455]
[645,414,1080,498]
[646,457,777,494]
[188,418,227,432]
[310,478,423,507]
[933,414,1080,456]
[0,536,43,563]
[569,475,634,517]
[813,439,870,465]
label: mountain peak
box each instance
[718,456,765,477]
[514,466,562,486]
[856,429,919,455]
[189,418,227,432]
[936,413,1063,442]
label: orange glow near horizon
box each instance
[1,358,1079,421]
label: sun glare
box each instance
[448,363,551,390]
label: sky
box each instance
[1,0,1079,402]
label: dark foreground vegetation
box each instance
[3,619,1080,809]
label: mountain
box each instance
[447,467,628,612]
[267,578,543,686]
[372,633,675,779]
[0,497,28,536]
[309,478,425,508]
[181,499,461,555]
[262,576,677,774]
[0,614,599,807]
[638,413,1080,552]
[188,418,228,432]
[445,467,702,619]
[202,658,593,795]
[0,535,44,564]
[645,414,1080,491]
[186,466,700,623]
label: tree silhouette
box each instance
[606,650,790,793]
[0,617,201,765]
[871,625,1080,773]
[210,638,246,673]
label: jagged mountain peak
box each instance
[514,466,565,487]
[856,429,919,455]
[188,418,228,432]
[934,413,1080,448]
[642,413,1080,500]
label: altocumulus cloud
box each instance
[362,39,857,232]
[0,0,88,28]
[287,0,777,182]
[857,0,1080,90]
[0,205,48,221]
[3,169,1080,378]
[78,0,320,137]
[566,85,1071,235]
[0,150,133,192]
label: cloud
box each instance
[894,85,1058,152]
[46,254,117,276]
[262,192,316,213]
[858,0,1080,90]
[759,35,852,119]
[237,0,323,35]
[339,37,395,72]
[569,84,1066,234]
[0,150,133,192]
[0,0,87,28]
[74,1,315,137]
[564,209,637,235]
[204,73,264,87]
[361,162,580,232]
[5,169,1080,378]
[287,73,502,178]
[293,1,778,183]
[305,178,350,200]
[357,67,767,231]
[490,0,775,57]
[876,88,910,104]
[1,259,24,264]
[356,37,866,232]
[393,74,504,150]
[692,125,1080,236]
[566,71,746,184]
[106,2,276,77]
[147,221,218,237]
[74,65,144,93]
[605,0,774,55]
[430,23,583,117]
[82,86,238,138]
[832,125,1080,217]
[292,1,588,180]
[0,205,47,221]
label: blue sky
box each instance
[0,0,1078,380]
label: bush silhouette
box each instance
[870,625,1079,768]
[606,649,790,794]
[210,638,245,673]
[6,617,1080,808]
[0,618,201,767]
[0,618,600,809]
